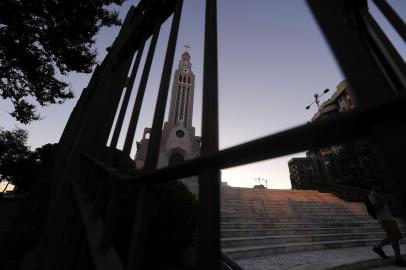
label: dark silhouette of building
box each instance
[289,80,384,190]
[289,154,325,189]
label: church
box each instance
[134,49,201,194]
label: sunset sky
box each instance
[1,0,405,189]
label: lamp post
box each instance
[255,177,261,186]
[306,89,330,185]
[254,177,269,188]
[306,88,329,111]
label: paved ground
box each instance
[370,267,404,270]
[234,244,406,270]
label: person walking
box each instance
[370,182,406,267]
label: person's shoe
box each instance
[373,246,389,259]
[395,258,406,267]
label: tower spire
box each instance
[167,51,195,127]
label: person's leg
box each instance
[376,237,391,249]
[374,237,390,259]
[392,241,401,260]
[385,221,406,266]
[395,244,406,267]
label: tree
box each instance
[0,127,59,191]
[0,0,125,123]
[0,127,31,181]
[0,127,34,191]
[113,181,198,270]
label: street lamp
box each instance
[254,177,269,188]
[305,88,330,185]
[306,89,329,110]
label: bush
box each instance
[113,180,198,270]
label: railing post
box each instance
[306,0,396,108]
[198,0,220,269]
[127,0,184,269]
[122,24,161,159]
[108,37,147,152]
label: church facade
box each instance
[135,50,201,194]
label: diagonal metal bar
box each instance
[126,1,184,269]
[122,24,161,157]
[306,0,396,108]
[359,9,406,92]
[143,0,184,171]
[109,38,147,150]
[372,0,406,43]
[72,182,125,270]
[118,93,406,186]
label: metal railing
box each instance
[34,0,406,269]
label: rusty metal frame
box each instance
[35,0,406,269]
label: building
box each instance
[289,81,354,189]
[288,153,325,189]
[289,80,381,190]
[311,80,355,121]
[135,50,201,194]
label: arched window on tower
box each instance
[179,75,182,82]
[183,76,186,83]
[187,77,191,84]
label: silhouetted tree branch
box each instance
[0,0,125,123]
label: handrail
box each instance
[221,252,244,270]
[316,181,398,199]
[313,181,405,217]
[80,92,406,188]
[126,93,406,185]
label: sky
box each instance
[1,0,405,190]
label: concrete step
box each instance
[221,191,328,196]
[221,193,342,197]
[221,226,388,238]
[220,210,368,217]
[221,217,375,224]
[221,221,404,230]
[220,208,367,215]
[221,214,369,219]
[220,213,369,219]
[221,231,402,248]
[221,196,362,200]
[220,187,406,259]
[221,207,365,212]
[221,200,348,204]
[220,197,344,201]
[222,196,355,201]
[220,201,365,210]
[222,238,398,260]
[221,204,365,209]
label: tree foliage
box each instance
[0,127,31,181]
[114,181,198,270]
[0,0,125,123]
[0,127,58,190]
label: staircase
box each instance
[221,187,406,260]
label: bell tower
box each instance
[168,48,195,127]
[135,48,200,196]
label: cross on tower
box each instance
[184,44,191,51]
